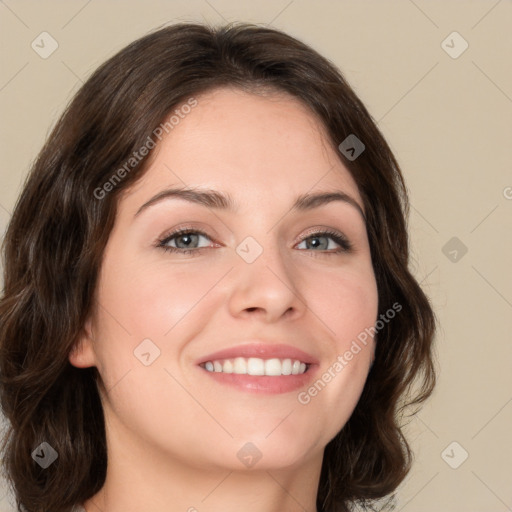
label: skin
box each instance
[70,87,378,512]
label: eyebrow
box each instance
[134,187,365,220]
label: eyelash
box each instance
[156,227,352,257]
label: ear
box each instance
[68,316,98,368]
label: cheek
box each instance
[305,261,379,342]
[90,262,212,426]
[96,254,223,339]
[297,263,378,422]
[91,254,232,391]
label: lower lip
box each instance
[198,365,319,394]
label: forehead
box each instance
[121,87,362,212]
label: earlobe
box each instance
[68,319,97,368]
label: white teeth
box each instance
[233,357,247,374]
[202,357,308,376]
[265,358,282,376]
[247,358,265,375]
[222,360,233,373]
[281,359,292,375]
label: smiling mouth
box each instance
[199,357,310,376]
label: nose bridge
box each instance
[236,204,289,270]
[227,227,304,320]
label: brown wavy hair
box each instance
[0,22,436,512]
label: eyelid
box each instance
[157,223,220,243]
[298,226,347,241]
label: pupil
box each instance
[308,236,326,250]
[178,234,197,248]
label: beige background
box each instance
[1,1,511,511]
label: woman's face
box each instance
[71,87,378,472]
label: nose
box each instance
[227,239,306,323]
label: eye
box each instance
[157,228,215,255]
[296,230,352,254]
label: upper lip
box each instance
[196,342,320,365]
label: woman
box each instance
[0,22,436,512]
